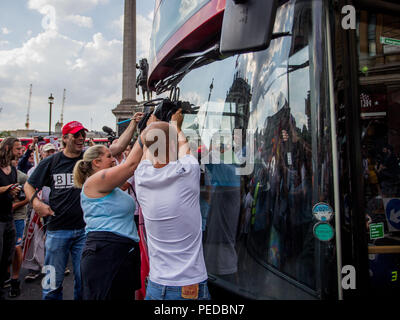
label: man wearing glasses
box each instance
[24,120,137,300]
[23,121,88,300]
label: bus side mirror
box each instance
[220,0,278,55]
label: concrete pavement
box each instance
[4,260,74,300]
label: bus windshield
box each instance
[150,0,210,54]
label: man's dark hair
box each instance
[0,137,20,167]
[62,135,67,148]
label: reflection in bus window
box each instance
[357,9,400,292]
[176,0,336,298]
[203,134,241,277]
[358,11,400,239]
[151,0,210,52]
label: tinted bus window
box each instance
[357,9,400,293]
[151,0,210,52]
[177,0,336,299]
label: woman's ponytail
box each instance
[73,160,89,188]
[73,144,106,188]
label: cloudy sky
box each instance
[0,0,155,132]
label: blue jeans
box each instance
[14,219,25,246]
[145,279,211,300]
[42,228,86,300]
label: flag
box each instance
[21,210,45,271]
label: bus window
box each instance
[151,0,210,53]
[177,0,336,299]
[357,9,400,293]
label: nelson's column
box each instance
[112,0,140,136]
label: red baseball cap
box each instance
[62,121,88,135]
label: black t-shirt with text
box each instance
[28,152,85,231]
[0,166,17,222]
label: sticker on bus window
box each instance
[313,222,335,242]
[312,202,334,222]
[383,198,400,232]
[369,222,384,240]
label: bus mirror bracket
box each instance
[220,0,278,55]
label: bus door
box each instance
[334,0,400,297]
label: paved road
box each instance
[4,259,74,300]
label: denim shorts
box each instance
[14,219,25,246]
[145,279,211,300]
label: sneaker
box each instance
[3,278,11,289]
[24,271,40,282]
[64,268,71,276]
[8,279,21,298]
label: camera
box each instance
[154,99,199,122]
[17,185,26,201]
[9,184,26,201]
[137,98,199,132]
[102,126,118,144]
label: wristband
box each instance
[29,189,40,206]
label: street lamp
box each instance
[48,93,54,136]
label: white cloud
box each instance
[111,14,123,37]
[64,15,93,28]
[0,29,123,131]
[0,40,9,47]
[28,0,105,31]
[137,13,153,58]
[28,0,109,15]
[111,12,153,59]
[1,27,11,35]
[0,1,156,131]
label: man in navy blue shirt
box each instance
[25,121,88,300]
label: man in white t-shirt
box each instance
[135,111,210,300]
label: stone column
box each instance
[112,0,140,136]
[122,0,136,104]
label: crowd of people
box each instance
[0,106,210,300]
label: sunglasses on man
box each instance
[73,130,87,139]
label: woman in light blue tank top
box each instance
[72,114,145,300]
[81,186,138,241]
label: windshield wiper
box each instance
[155,43,223,94]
